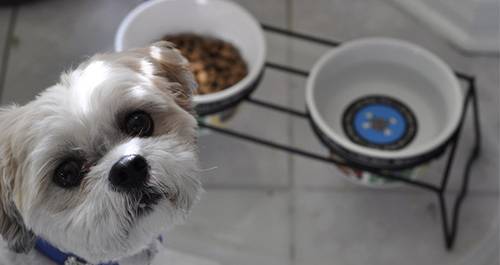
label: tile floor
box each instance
[0,0,498,264]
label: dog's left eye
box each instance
[125,111,154,137]
[54,161,83,188]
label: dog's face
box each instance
[0,42,201,263]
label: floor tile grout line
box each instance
[285,0,296,263]
[200,184,499,197]
[0,5,18,102]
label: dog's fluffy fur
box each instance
[0,41,202,264]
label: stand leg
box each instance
[436,78,481,250]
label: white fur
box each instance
[0,42,202,265]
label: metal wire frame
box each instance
[198,24,481,250]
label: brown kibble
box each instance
[189,61,204,73]
[206,67,217,82]
[196,70,208,84]
[197,83,211,95]
[190,47,203,61]
[162,34,248,95]
[214,58,231,70]
[215,79,227,90]
[220,48,237,60]
[206,40,221,55]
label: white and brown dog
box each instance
[0,41,202,265]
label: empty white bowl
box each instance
[115,0,267,116]
[306,38,463,170]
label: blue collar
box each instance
[35,238,118,265]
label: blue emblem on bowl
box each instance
[343,96,417,150]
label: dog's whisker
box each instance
[199,166,217,172]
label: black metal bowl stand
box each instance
[198,24,481,251]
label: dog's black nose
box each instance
[109,154,149,189]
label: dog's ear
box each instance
[0,201,37,253]
[0,107,37,253]
[147,41,198,115]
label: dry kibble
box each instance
[162,34,248,95]
[190,48,203,61]
[197,71,208,84]
[189,61,204,73]
[219,48,236,60]
[214,58,231,70]
[206,68,217,84]
[198,84,211,95]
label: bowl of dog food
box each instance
[115,0,266,126]
[306,38,463,187]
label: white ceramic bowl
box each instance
[115,0,266,115]
[306,38,463,170]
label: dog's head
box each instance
[0,41,201,263]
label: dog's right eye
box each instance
[53,161,83,188]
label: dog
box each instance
[0,41,202,265]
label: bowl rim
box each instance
[114,0,267,105]
[305,37,463,160]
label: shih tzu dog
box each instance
[0,41,202,265]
